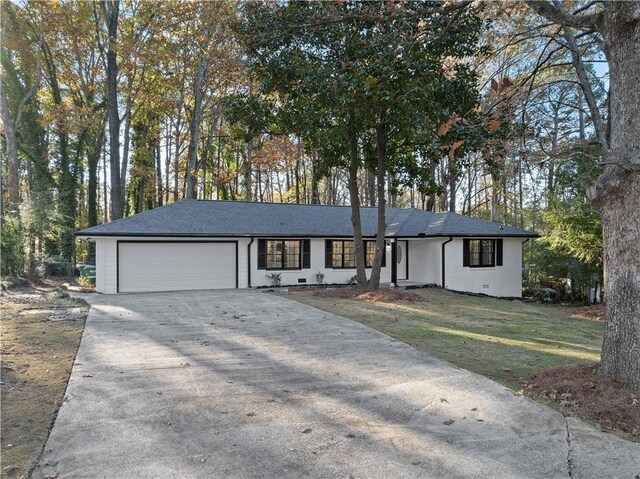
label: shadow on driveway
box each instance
[34,290,639,479]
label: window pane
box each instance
[343,241,356,268]
[469,240,481,266]
[366,242,375,267]
[332,241,343,268]
[284,240,300,269]
[481,240,494,266]
[266,240,283,269]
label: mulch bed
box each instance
[525,365,639,437]
[312,287,423,303]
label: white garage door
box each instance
[118,242,236,293]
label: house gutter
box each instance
[441,236,453,288]
[247,237,254,288]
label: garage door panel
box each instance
[118,242,236,293]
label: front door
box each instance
[397,241,408,280]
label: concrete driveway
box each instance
[34,290,639,479]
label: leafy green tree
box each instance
[235,0,485,288]
[0,213,24,276]
[127,107,161,214]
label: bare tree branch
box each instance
[526,1,604,30]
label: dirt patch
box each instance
[310,287,423,303]
[1,283,87,479]
[525,365,639,437]
[569,304,605,321]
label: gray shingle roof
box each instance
[76,199,537,238]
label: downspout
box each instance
[247,237,254,288]
[391,238,398,287]
[522,238,530,271]
[441,236,453,289]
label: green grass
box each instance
[286,288,604,390]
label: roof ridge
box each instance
[194,199,400,210]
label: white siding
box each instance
[97,238,118,294]
[91,236,525,296]
[406,238,441,284]
[444,238,524,297]
[249,238,392,287]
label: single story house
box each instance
[76,199,537,296]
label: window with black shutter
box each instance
[326,240,386,268]
[463,239,497,268]
[258,239,267,269]
[302,240,311,269]
[257,239,304,270]
[325,240,333,268]
[496,239,503,266]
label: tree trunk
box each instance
[173,116,182,201]
[588,4,640,390]
[577,85,586,141]
[156,143,163,207]
[165,118,172,204]
[311,150,320,204]
[449,170,456,212]
[368,121,388,290]
[102,135,108,222]
[563,26,608,150]
[44,42,76,260]
[244,141,252,201]
[388,174,397,208]
[425,161,436,211]
[87,121,106,229]
[86,125,104,264]
[491,173,499,222]
[103,0,123,220]
[368,169,376,206]
[346,123,368,289]
[295,137,301,203]
[0,89,20,211]
[120,97,132,194]
[186,56,206,199]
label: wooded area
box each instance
[1,1,638,389]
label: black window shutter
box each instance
[325,240,333,268]
[496,239,503,266]
[463,239,470,267]
[302,240,311,269]
[258,239,266,269]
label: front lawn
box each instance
[286,287,640,439]
[285,288,604,390]
[0,284,88,479]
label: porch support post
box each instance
[405,241,409,280]
[391,239,398,287]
